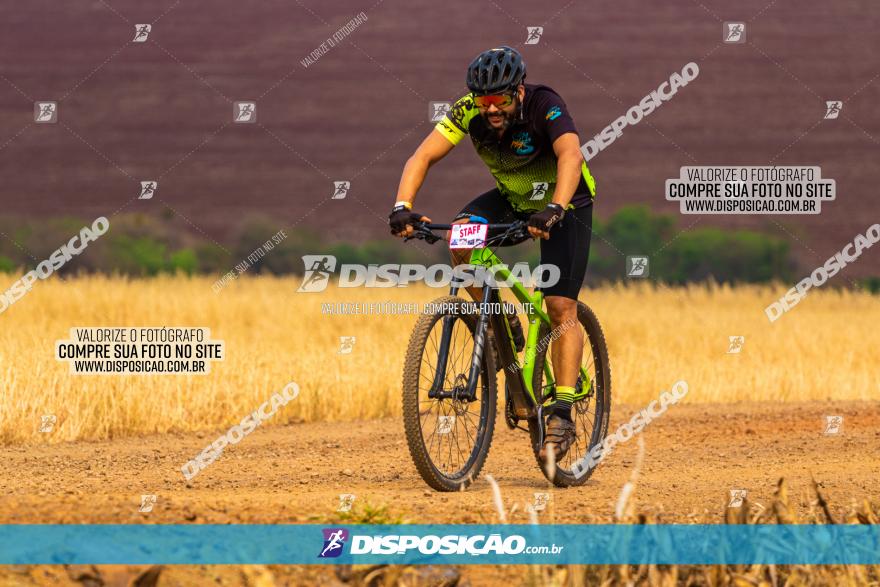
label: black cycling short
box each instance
[453,188,592,300]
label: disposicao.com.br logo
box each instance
[318,529,563,557]
[297,255,560,292]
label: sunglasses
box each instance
[473,92,515,109]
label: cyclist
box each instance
[389,46,596,462]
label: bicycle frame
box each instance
[429,239,594,421]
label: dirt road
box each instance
[1,401,877,525]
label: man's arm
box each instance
[395,129,456,206]
[390,130,455,237]
[551,132,584,210]
[527,132,584,240]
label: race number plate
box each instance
[448,224,488,249]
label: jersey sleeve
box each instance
[534,89,579,144]
[434,94,478,146]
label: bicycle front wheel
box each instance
[529,300,612,487]
[402,295,497,492]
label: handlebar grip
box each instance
[424,222,524,230]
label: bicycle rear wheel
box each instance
[402,295,497,491]
[529,301,611,487]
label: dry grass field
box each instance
[0,274,878,445]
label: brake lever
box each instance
[403,224,441,244]
[505,221,530,242]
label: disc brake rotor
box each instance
[574,374,593,415]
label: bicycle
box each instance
[401,219,612,491]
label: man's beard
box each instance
[482,104,518,130]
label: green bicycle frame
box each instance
[462,247,594,412]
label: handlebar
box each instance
[420,222,525,231]
[403,220,529,245]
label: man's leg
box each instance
[546,295,583,417]
[538,204,593,460]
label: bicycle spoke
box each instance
[446,418,455,471]
[428,326,441,361]
[448,324,472,387]
[460,405,481,468]
[454,412,471,467]
[418,397,440,411]
[419,370,436,388]
[583,346,596,373]
[424,404,443,446]
[449,421,462,471]
[420,399,445,424]
[433,402,451,466]
[449,333,470,380]
[459,407,477,447]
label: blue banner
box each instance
[1,524,877,565]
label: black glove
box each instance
[528,203,565,238]
[389,203,424,235]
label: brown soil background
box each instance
[1,0,878,273]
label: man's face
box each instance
[476,85,525,131]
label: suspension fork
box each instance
[428,281,466,398]
[428,315,456,398]
[463,285,494,401]
[428,282,492,401]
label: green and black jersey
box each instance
[434,83,596,213]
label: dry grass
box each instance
[0,274,878,444]
[476,459,879,587]
[523,478,880,587]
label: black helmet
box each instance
[466,46,526,95]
